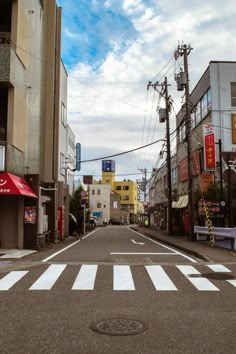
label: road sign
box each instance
[80,190,87,198]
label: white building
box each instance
[89,184,111,225]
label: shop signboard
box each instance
[198,199,225,218]
[102,160,115,172]
[203,124,216,171]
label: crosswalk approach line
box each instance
[29,264,67,290]
[113,265,135,290]
[0,271,28,290]
[145,265,178,291]
[176,265,219,291]
[72,265,98,290]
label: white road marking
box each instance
[131,239,145,245]
[207,264,231,272]
[72,265,98,290]
[128,228,197,263]
[145,265,177,291]
[0,271,28,290]
[110,252,178,255]
[227,279,236,287]
[41,229,99,262]
[177,265,219,291]
[29,264,66,290]
[113,265,135,291]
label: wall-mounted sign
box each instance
[83,175,93,185]
[102,160,115,172]
[76,143,81,171]
[24,206,36,224]
[203,124,216,171]
[232,114,236,144]
[179,158,188,182]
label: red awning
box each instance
[0,173,37,198]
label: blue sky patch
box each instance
[57,0,137,70]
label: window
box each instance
[231,83,236,107]
[113,201,118,209]
[92,189,95,195]
[123,186,129,190]
[122,196,129,200]
[97,203,101,208]
[60,153,65,176]
[97,189,101,195]
[61,102,67,126]
[201,91,208,118]
[115,186,121,190]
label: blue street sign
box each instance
[76,143,81,171]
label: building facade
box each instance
[148,61,236,232]
[0,0,66,248]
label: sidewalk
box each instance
[132,226,236,262]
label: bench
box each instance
[194,226,236,250]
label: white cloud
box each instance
[64,0,236,180]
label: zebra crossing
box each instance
[0,264,235,292]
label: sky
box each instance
[56,0,236,184]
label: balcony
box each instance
[0,141,25,176]
[0,35,25,86]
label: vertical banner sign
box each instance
[76,143,81,171]
[232,114,236,144]
[203,124,216,171]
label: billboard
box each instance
[102,160,115,172]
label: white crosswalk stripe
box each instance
[176,265,219,291]
[0,264,235,292]
[72,265,98,290]
[29,264,67,290]
[113,265,135,290]
[145,265,177,291]
[0,271,28,290]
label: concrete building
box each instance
[0,0,66,248]
[89,184,111,225]
[148,61,236,232]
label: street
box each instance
[0,226,236,354]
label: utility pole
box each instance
[138,168,147,201]
[175,44,194,240]
[147,79,173,235]
[164,77,173,235]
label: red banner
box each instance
[179,158,188,182]
[203,124,216,170]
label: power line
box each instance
[80,138,166,163]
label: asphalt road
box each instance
[0,226,235,354]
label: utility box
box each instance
[159,108,166,123]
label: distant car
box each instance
[89,217,97,227]
[109,219,122,225]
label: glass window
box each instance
[115,186,121,190]
[61,102,67,126]
[231,83,236,106]
[201,92,208,118]
[92,189,95,195]
[113,201,118,209]
[60,153,65,176]
[122,196,129,200]
[207,88,211,109]
[97,203,101,208]
[97,189,101,195]
[123,186,129,190]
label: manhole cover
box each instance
[188,273,235,280]
[91,318,148,336]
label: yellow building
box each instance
[102,169,138,223]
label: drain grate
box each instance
[91,318,148,336]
